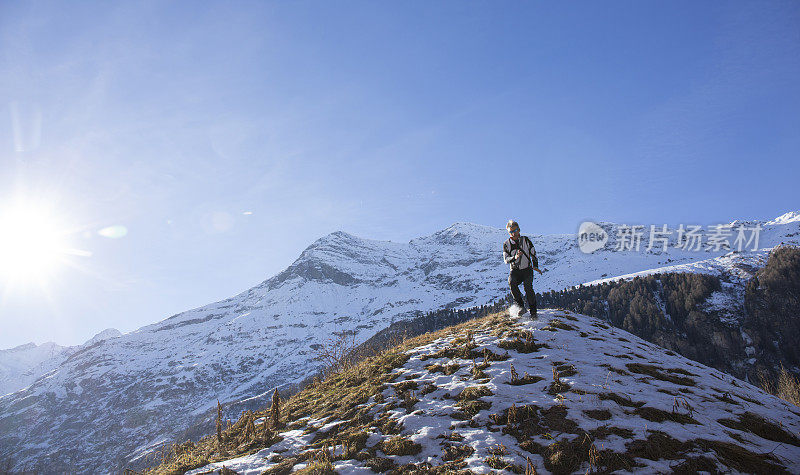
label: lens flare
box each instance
[0,201,71,285]
[98,225,128,239]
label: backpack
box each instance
[506,236,538,269]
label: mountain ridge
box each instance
[153,309,800,474]
[0,327,122,396]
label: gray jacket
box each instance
[503,236,538,271]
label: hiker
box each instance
[503,220,543,317]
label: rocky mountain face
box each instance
[0,214,798,472]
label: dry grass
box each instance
[625,430,691,462]
[777,368,800,406]
[470,359,489,381]
[717,411,800,446]
[633,406,700,425]
[294,445,336,475]
[603,352,632,360]
[554,363,578,378]
[495,403,580,437]
[392,380,418,392]
[546,365,571,395]
[625,363,697,386]
[425,362,461,375]
[437,432,464,442]
[485,454,522,473]
[145,312,510,474]
[441,443,474,462]
[508,365,545,386]
[713,390,740,405]
[697,440,788,474]
[498,329,549,353]
[597,392,646,408]
[599,363,630,376]
[624,430,788,473]
[542,318,577,331]
[420,342,507,363]
[588,425,634,440]
[457,385,493,401]
[455,385,493,416]
[364,456,396,472]
[381,436,422,456]
[759,366,800,408]
[669,456,719,473]
[419,382,438,396]
[456,399,492,417]
[583,409,612,421]
[519,432,626,474]
[294,459,336,474]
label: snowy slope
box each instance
[184,309,800,474]
[0,213,798,472]
[0,341,69,396]
[0,328,121,396]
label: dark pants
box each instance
[509,267,537,314]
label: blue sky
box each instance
[1,1,798,348]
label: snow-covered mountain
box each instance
[172,309,800,474]
[0,328,121,396]
[0,341,69,397]
[0,212,798,472]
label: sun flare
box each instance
[0,201,70,285]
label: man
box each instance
[503,219,543,318]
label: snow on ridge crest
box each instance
[410,222,506,247]
[441,221,498,232]
[767,210,800,225]
[85,328,123,346]
[1,342,38,353]
[306,230,362,248]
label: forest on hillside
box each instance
[538,246,800,387]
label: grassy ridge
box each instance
[144,312,507,474]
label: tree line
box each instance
[536,245,800,385]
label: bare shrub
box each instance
[269,388,282,429]
[759,365,800,407]
[216,401,224,450]
[313,330,358,376]
[777,367,800,406]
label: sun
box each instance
[0,200,70,286]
